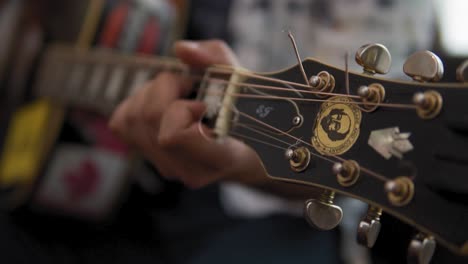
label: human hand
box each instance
[109,40,266,188]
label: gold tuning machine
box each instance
[304,189,343,230]
[308,71,335,97]
[332,160,360,187]
[412,90,443,119]
[407,233,436,264]
[357,83,386,112]
[357,206,383,248]
[355,43,392,75]
[456,59,468,82]
[403,51,444,82]
[384,176,414,206]
[284,147,310,172]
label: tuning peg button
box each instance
[355,43,392,75]
[407,233,436,264]
[304,190,342,230]
[357,206,382,248]
[456,60,468,82]
[403,51,444,82]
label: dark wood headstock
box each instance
[199,58,468,257]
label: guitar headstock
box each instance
[198,44,468,262]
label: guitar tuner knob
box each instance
[304,190,343,231]
[357,85,370,97]
[356,206,382,248]
[403,51,444,82]
[285,147,310,172]
[384,176,414,206]
[456,59,468,82]
[355,43,392,75]
[412,90,443,120]
[333,160,360,187]
[407,233,436,264]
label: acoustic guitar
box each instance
[3,43,468,264]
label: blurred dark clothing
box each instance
[0,185,340,264]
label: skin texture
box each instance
[109,40,320,198]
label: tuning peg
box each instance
[355,43,392,75]
[407,233,436,264]
[284,147,310,172]
[403,51,444,82]
[356,206,382,248]
[304,190,343,230]
[456,59,468,82]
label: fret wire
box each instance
[105,66,126,102]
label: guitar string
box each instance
[202,86,416,109]
[231,121,339,164]
[201,68,398,182]
[54,53,400,183]
[201,77,417,109]
[228,131,286,151]
[228,92,416,109]
[343,52,375,113]
[233,122,295,147]
[54,54,418,110]
[287,30,310,86]
[206,78,360,98]
[200,60,408,182]
[222,103,390,182]
[205,67,411,108]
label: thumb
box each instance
[174,40,239,68]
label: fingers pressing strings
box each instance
[118,66,408,182]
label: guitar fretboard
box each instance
[35,44,189,114]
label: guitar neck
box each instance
[35,44,189,114]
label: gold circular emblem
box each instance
[311,96,361,156]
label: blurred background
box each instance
[0,0,467,263]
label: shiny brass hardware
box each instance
[407,233,436,264]
[413,90,443,119]
[403,51,444,82]
[355,43,392,75]
[456,59,468,82]
[384,176,414,207]
[309,71,335,97]
[285,147,311,172]
[358,83,386,112]
[357,206,383,248]
[333,160,360,187]
[292,115,303,126]
[304,189,343,230]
